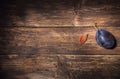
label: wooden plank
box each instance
[0,27,120,55]
[0,54,120,79]
[0,0,120,27]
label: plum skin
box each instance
[96,29,116,49]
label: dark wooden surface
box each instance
[0,0,120,79]
[0,27,120,55]
[0,0,120,27]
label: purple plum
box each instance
[96,29,116,49]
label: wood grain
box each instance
[0,0,120,27]
[0,54,120,79]
[0,0,120,79]
[0,26,120,55]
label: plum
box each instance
[96,29,116,49]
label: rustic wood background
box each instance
[0,0,120,79]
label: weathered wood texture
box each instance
[0,27,120,55]
[0,26,120,79]
[1,55,120,79]
[0,0,120,27]
[0,0,120,79]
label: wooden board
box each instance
[0,0,120,27]
[0,26,120,55]
[0,55,120,79]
